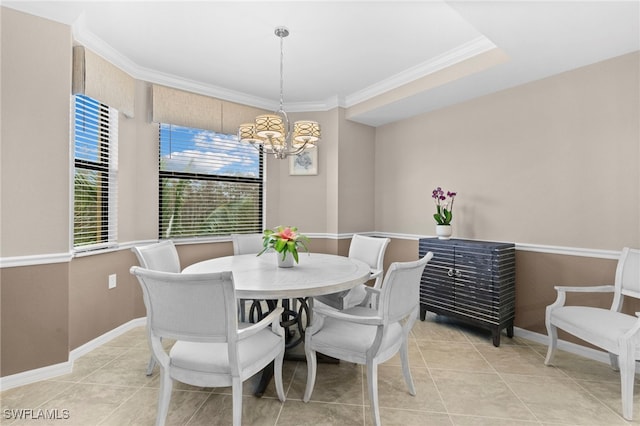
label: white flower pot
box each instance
[277,251,295,268]
[436,225,452,240]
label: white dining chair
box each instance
[131,240,181,375]
[130,266,286,426]
[315,234,390,310]
[231,233,264,321]
[303,251,433,426]
[545,247,640,420]
[231,233,265,255]
[132,240,181,274]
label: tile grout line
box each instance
[469,340,545,425]
[413,331,454,423]
[96,384,149,425]
[184,387,216,426]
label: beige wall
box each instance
[337,109,377,233]
[1,263,69,376]
[1,8,72,256]
[375,52,640,251]
[1,7,639,379]
[126,82,160,241]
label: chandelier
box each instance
[238,27,321,159]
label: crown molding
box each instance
[70,15,495,115]
[71,15,280,111]
[345,35,497,106]
[139,67,279,111]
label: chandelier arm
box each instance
[248,142,262,154]
[277,140,310,158]
[288,140,310,155]
[264,135,279,154]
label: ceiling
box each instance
[4,1,639,127]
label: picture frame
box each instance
[289,146,318,176]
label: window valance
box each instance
[151,84,267,134]
[72,46,135,118]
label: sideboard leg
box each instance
[420,305,427,321]
[507,324,514,338]
[492,329,501,347]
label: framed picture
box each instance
[289,146,318,176]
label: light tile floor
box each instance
[2,313,639,425]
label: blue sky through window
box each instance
[74,95,104,163]
[160,124,260,178]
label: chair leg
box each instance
[232,377,243,426]
[544,320,558,366]
[609,352,620,371]
[400,337,416,396]
[303,347,317,402]
[156,370,173,426]
[146,336,163,375]
[367,361,381,426]
[619,342,635,420]
[274,347,286,402]
[146,357,156,376]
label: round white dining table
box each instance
[182,252,371,300]
[185,251,368,397]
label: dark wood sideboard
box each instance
[418,238,516,346]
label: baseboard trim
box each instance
[514,326,612,364]
[0,317,146,392]
[0,361,73,393]
[69,317,147,361]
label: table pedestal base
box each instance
[247,297,338,397]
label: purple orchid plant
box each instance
[432,187,457,225]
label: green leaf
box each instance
[288,241,300,263]
[275,239,286,252]
[298,239,309,253]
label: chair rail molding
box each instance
[0,233,622,268]
[0,252,73,268]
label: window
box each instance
[159,124,263,239]
[73,94,118,249]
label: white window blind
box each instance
[159,124,263,239]
[73,94,118,250]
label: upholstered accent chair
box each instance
[545,247,640,420]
